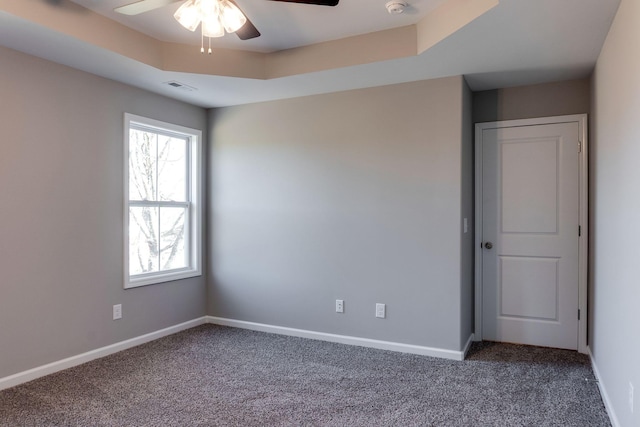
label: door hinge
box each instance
[578,309,581,320]
[578,140,582,152]
[579,225,582,236]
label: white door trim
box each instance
[474,114,588,354]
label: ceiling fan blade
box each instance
[236,18,261,40]
[227,0,261,40]
[114,0,180,15]
[268,0,339,5]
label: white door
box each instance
[480,120,581,350]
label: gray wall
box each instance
[208,76,471,351]
[0,46,207,379]
[590,0,640,425]
[459,79,474,348]
[473,78,591,123]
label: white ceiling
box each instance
[71,0,450,52]
[0,0,621,108]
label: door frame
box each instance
[474,114,588,354]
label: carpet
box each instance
[0,324,610,426]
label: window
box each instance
[124,114,202,288]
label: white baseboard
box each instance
[206,316,467,361]
[462,333,475,359]
[0,317,207,392]
[588,347,620,427]
[0,316,469,392]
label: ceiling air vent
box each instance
[163,81,197,92]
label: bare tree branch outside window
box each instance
[129,129,187,275]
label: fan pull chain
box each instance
[199,28,213,55]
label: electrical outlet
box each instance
[630,382,634,413]
[113,304,122,320]
[336,299,344,313]
[375,303,386,318]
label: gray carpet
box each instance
[0,324,610,426]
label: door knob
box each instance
[484,242,493,250]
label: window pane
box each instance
[158,136,187,202]
[129,129,157,201]
[160,207,187,270]
[129,206,159,275]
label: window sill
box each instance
[125,269,202,289]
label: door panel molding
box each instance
[474,114,588,354]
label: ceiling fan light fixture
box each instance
[198,0,218,11]
[174,0,200,31]
[173,0,248,52]
[202,15,225,37]
[218,0,247,33]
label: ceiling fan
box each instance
[114,0,340,41]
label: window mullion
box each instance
[129,200,189,208]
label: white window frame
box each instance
[124,113,202,289]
